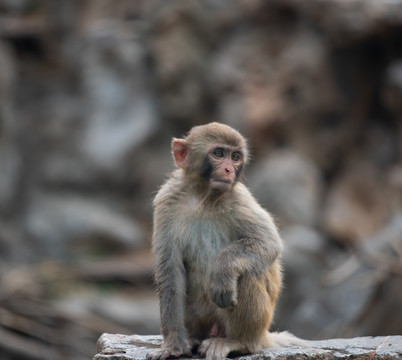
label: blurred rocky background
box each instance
[0,0,402,359]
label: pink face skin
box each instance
[207,145,244,192]
[172,139,244,193]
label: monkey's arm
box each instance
[210,204,283,308]
[148,219,192,360]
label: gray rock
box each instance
[0,43,20,213]
[276,219,402,339]
[323,163,391,244]
[94,334,402,360]
[148,1,210,125]
[248,151,322,227]
[91,295,160,335]
[24,194,144,258]
[79,22,159,174]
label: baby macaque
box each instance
[147,122,304,360]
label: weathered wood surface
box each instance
[94,334,402,360]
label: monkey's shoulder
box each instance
[153,171,185,207]
[156,179,272,227]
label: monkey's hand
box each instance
[146,339,193,360]
[210,269,238,309]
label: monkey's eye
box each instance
[213,149,225,158]
[231,152,241,162]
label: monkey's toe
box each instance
[199,338,232,360]
[146,349,168,360]
[146,348,192,360]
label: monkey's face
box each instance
[202,145,244,193]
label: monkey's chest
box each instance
[181,219,230,272]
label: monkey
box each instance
[147,122,304,360]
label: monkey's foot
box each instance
[146,344,193,360]
[198,337,248,360]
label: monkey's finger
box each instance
[198,340,210,357]
[146,351,159,360]
[182,349,193,358]
[159,351,171,360]
[212,290,237,309]
[146,350,172,360]
[146,351,157,360]
[146,351,158,360]
[171,347,193,359]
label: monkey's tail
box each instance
[264,331,308,348]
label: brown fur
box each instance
[147,123,303,360]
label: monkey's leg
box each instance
[200,263,281,359]
[185,296,222,345]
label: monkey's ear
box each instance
[172,138,188,169]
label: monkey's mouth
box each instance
[210,179,234,191]
[211,178,233,185]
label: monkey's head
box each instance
[172,122,249,193]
